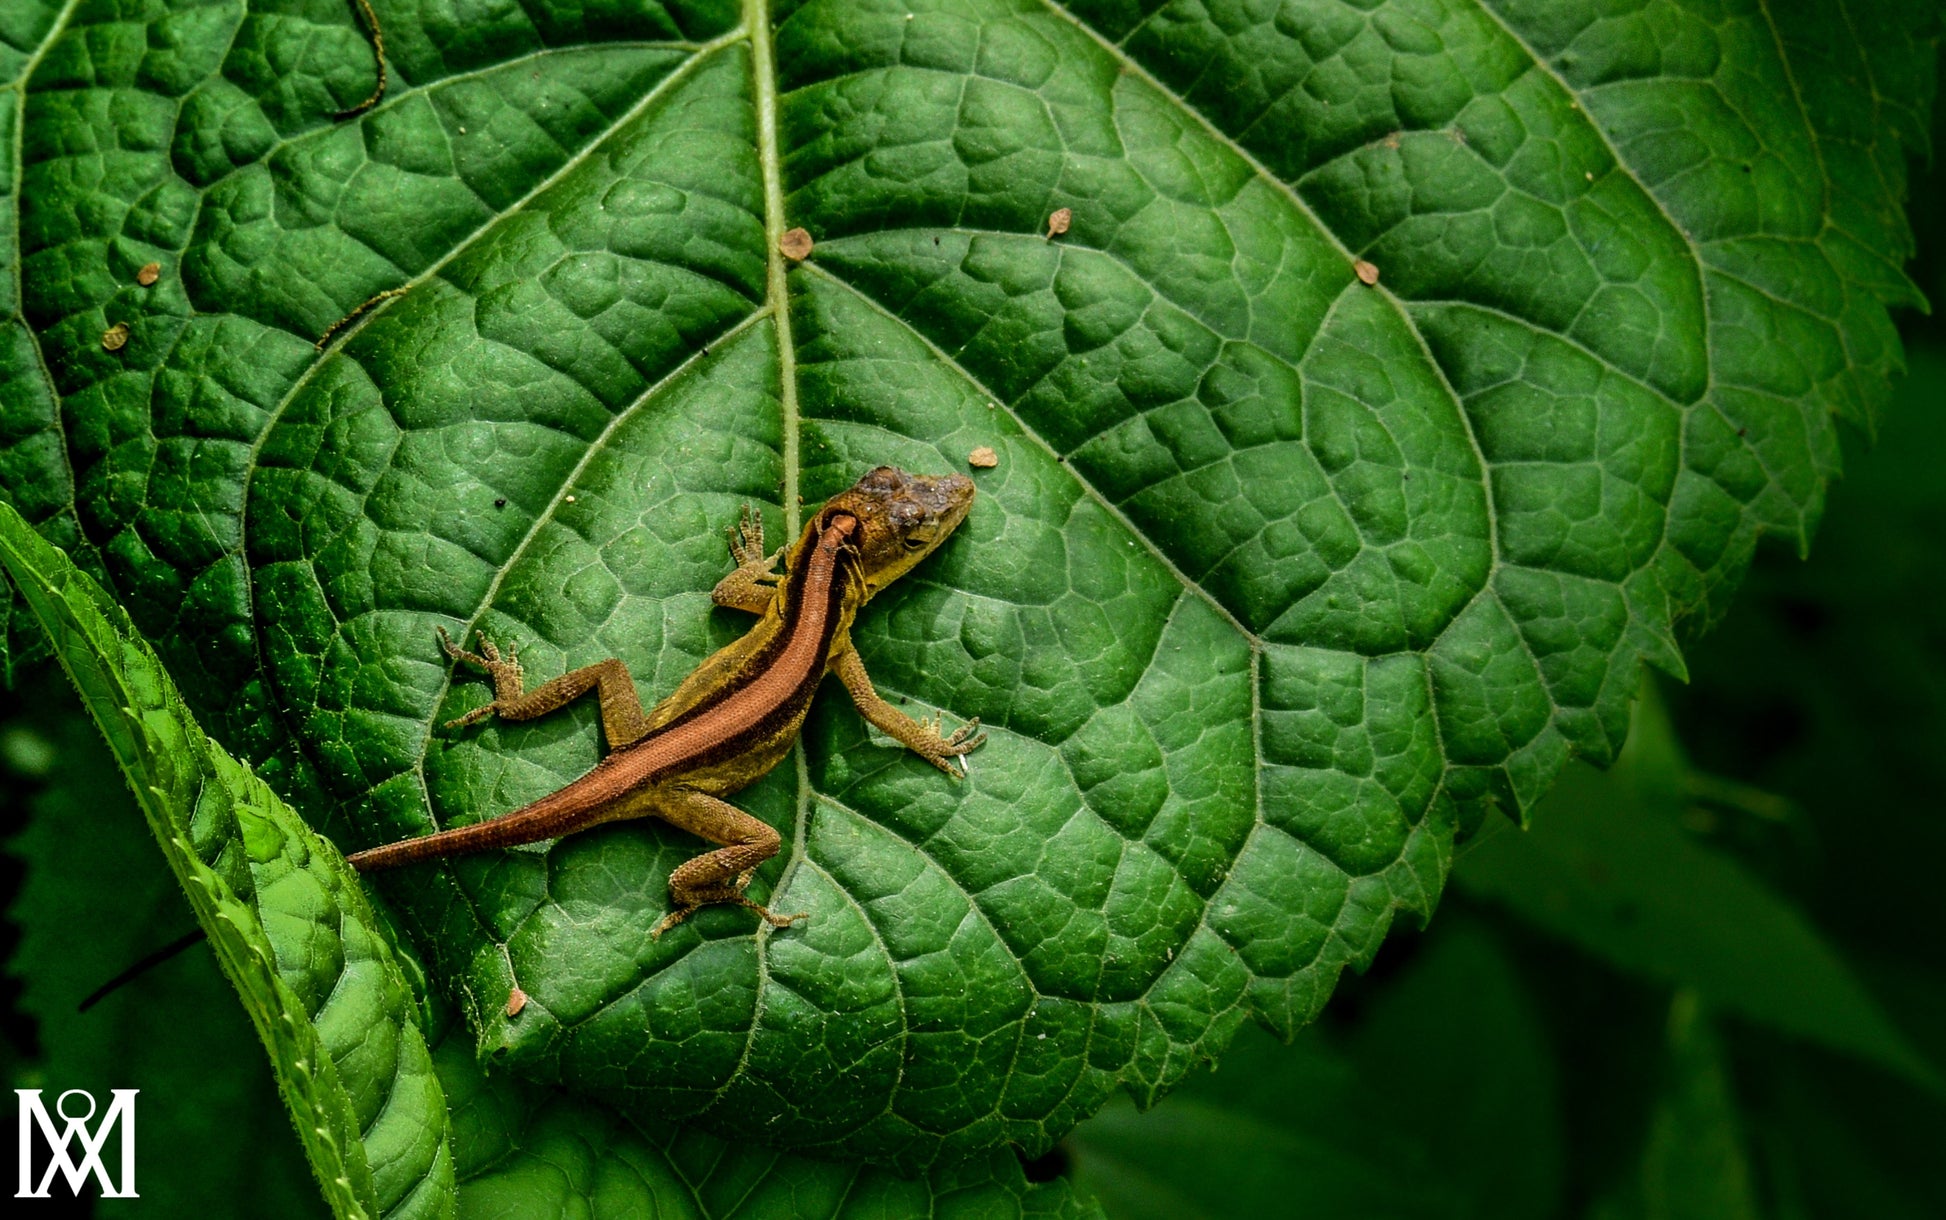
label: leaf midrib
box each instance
[745,0,815,1015]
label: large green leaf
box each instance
[3,0,1938,1171]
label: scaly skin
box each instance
[344,467,983,935]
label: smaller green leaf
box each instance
[1068,917,1560,1220]
[5,686,326,1218]
[1454,689,1936,1089]
[0,500,454,1220]
[1588,994,1760,1220]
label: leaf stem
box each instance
[77,927,206,1013]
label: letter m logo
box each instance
[15,1089,138,1199]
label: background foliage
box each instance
[1,0,1941,1216]
[1068,98,1946,1215]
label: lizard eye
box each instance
[903,537,926,550]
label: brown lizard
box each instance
[345,467,984,935]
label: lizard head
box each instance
[819,466,975,599]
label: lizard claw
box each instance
[917,716,986,777]
[652,907,693,939]
[444,703,500,730]
[943,716,985,750]
[725,506,784,583]
[437,626,513,669]
[743,899,809,929]
[726,504,766,565]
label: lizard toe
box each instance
[652,907,696,939]
[741,899,808,929]
[445,702,501,730]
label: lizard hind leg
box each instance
[650,788,806,938]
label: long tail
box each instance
[344,783,610,872]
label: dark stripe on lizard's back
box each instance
[640,510,859,745]
[635,514,858,774]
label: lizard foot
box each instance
[739,898,809,929]
[437,627,523,728]
[725,504,783,577]
[914,715,987,777]
[651,906,695,939]
[653,891,807,939]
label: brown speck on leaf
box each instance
[506,987,527,1018]
[779,227,814,260]
[1353,260,1380,286]
[136,262,161,286]
[968,446,999,468]
[101,322,130,351]
[1045,207,1072,238]
[1383,132,1401,150]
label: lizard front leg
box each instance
[832,647,985,776]
[650,787,806,937]
[438,628,652,749]
[711,504,784,615]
